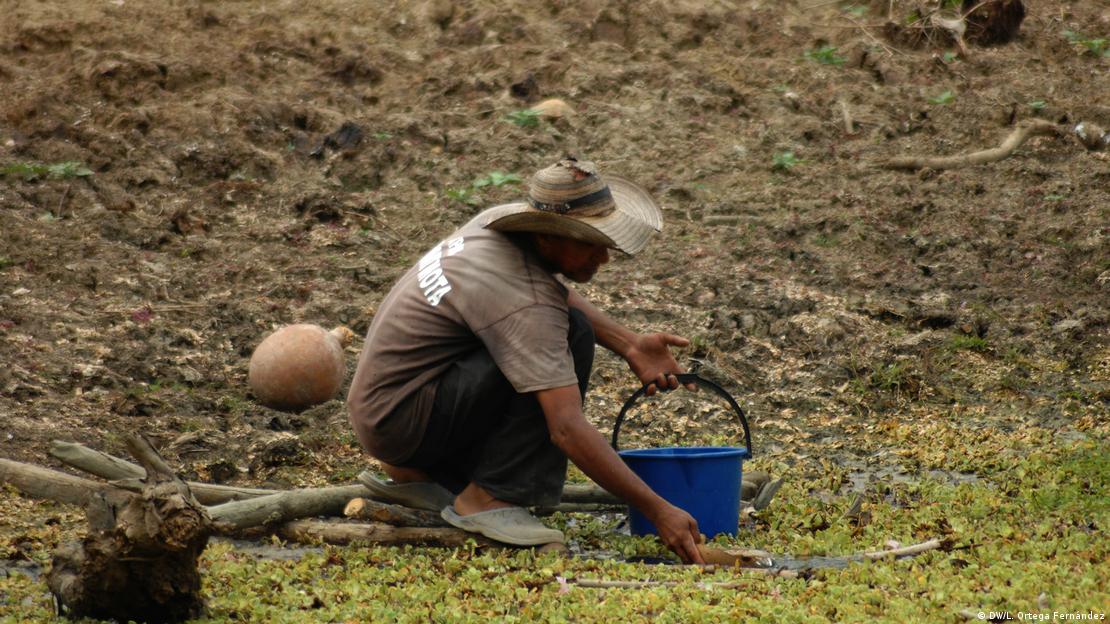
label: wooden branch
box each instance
[125,433,177,482]
[343,497,446,527]
[49,440,145,479]
[0,457,123,507]
[881,119,1061,170]
[859,538,943,560]
[50,441,277,504]
[206,485,367,530]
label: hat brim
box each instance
[481,175,662,255]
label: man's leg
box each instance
[457,307,595,510]
[402,308,595,510]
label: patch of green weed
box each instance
[851,361,921,396]
[472,171,522,188]
[948,335,990,352]
[928,90,956,105]
[445,171,523,207]
[804,45,845,66]
[445,187,480,207]
[772,151,802,172]
[3,437,1109,622]
[504,108,541,128]
[1064,30,1110,57]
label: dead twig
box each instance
[880,119,1061,170]
[859,538,944,560]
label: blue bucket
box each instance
[611,374,754,538]
[620,446,751,537]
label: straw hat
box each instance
[481,158,662,255]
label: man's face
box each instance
[535,235,611,283]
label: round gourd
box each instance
[248,324,354,412]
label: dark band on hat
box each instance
[527,186,613,215]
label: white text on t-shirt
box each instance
[416,237,464,306]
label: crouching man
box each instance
[347,158,704,564]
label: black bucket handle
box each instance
[611,373,753,456]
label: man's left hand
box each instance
[625,332,696,395]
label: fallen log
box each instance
[206,485,367,531]
[0,457,120,507]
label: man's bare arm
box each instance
[566,287,693,395]
[536,384,704,564]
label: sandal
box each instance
[441,505,564,546]
[357,471,455,512]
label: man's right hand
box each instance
[649,503,705,564]
[535,384,707,565]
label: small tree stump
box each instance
[45,435,212,623]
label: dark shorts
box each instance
[397,307,595,507]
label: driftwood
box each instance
[696,544,774,567]
[881,119,1062,170]
[43,435,210,623]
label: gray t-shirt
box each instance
[347,210,577,464]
